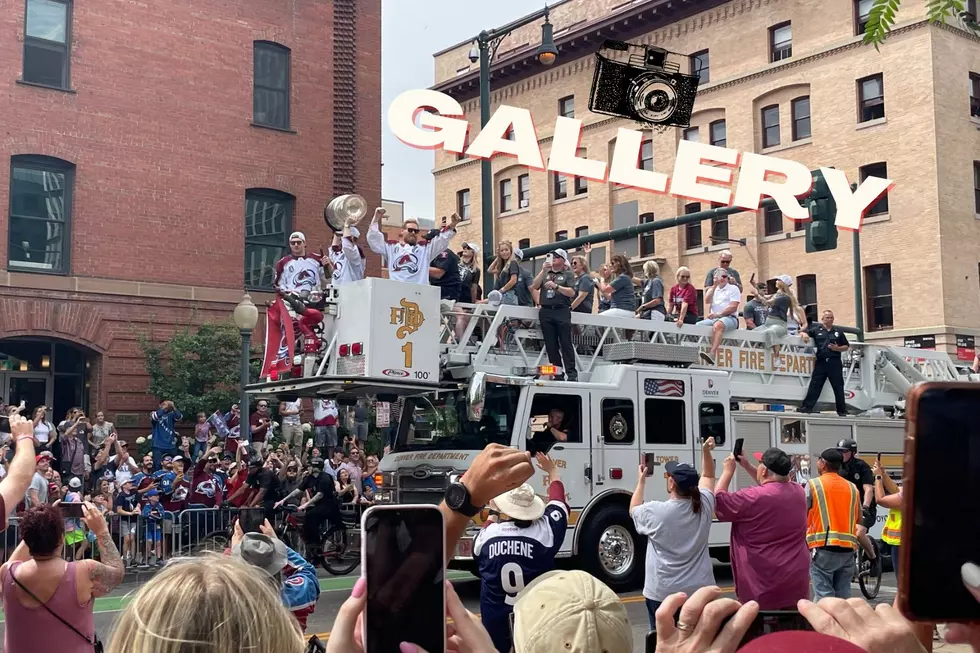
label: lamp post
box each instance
[233,292,259,443]
[473,6,559,296]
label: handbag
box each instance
[10,566,104,653]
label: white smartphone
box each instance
[361,505,446,653]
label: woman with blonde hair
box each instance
[107,554,305,653]
[635,260,667,322]
[668,266,699,326]
[595,263,613,312]
[487,240,520,306]
[754,275,800,361]
[597,254,636,317]
[569,256,595,314]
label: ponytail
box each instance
[677,485,702,514]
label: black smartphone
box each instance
[643,453,656,476]
[362,505,446,653]
[238,508,265,534]
[733,438,744,461]
[60,502,84,519]
[900,383,980,622]
[738,611,814,645]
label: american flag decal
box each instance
[644,379,685,397]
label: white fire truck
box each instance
[247,277,973,591]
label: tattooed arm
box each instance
[77,502,125,598]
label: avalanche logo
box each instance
[194,478,218,499]
[332,258,344,282]
[393,252,420,275]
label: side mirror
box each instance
[467,372,486,422]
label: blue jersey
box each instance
[473,501,569,626]
[280,546,320,632]
[153,470,177,496]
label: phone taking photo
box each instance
[238,508,265,534]
[60,502,84,519]
[899,382,980,623]
[733,438,744,461]
[643,453,656,476]
[362,505,446,653]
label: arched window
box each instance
[244,188,295,290]
[9,154,75,274]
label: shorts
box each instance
[315,425,338,449]
[145,524,162,543]
[64,529,86,546]
[121,521,137,536]
[353,421,368,441]
[697,315,739,331]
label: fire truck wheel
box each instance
[578,503,644,592]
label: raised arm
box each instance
[424,213,460,262]
[366,208,389,256]
[700,437,717,490]
[78,502,125,597]
[1,416,37,519]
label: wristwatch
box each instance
[875,475,882,480]
[445,481,482,517]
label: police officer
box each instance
[837,438,880,574]
[530,248,578,381]
[799,309,849,415]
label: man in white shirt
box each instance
[275,231,328,355]
[697,268,742,363]
[280,399,303,454]
[366,207,461,284]
[327,218,366,286]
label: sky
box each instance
[381,1,546,220]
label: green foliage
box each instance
[139,321,259,422]
[863,0,972,49]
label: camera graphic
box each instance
[588,39,699,129]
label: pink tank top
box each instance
[3,560,95,653]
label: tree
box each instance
[139,321,259,421]
[864,0,977,49]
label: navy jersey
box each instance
[473,500,569,624]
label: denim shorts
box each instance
[697,315,739,331]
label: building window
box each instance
[640,140,654,171]
[858,74,885,122]
[797,274,818,324]
[973,161,980,214]
[865,264,893,330]
[685,202,702,248]
[518,174,530,208]
[456,189,470,220]
[555,230,568,241]
[554,173,567,200]
[518,238,530,250]
[709,120,726,147]
[791,96,811,140]
[253,42,291,130]
[970,73,980,118]
[23,0,71,89]
[574,176,588,195]
[575,226,589,238]
[683,127,700,142]
[8,155,74,274]
[710,203,728,243]
[859,162,888,216]
[770,22,792,62]
[692,49,709,84]
[244,188,294,290]
[499,179,513,213]
[764,204,783,236]
[639,212,655,257]
[855,0,874,34]
[559,96,575,118]
[761,104,780,148]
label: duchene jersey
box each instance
[366,223,455,285]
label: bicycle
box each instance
[854,537,882,599]
[276,504,361,576]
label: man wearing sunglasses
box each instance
[274,231,328,356]
[697,268,742,363]
[367,207,461,284]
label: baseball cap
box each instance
[551,248,569,261]
[310,457,325,470]
[222,452,234,461]
[289,231,306,243]
[664,461,699,490]
[246,454,263,468]
[462,242,480,253]
[513,248,524,261]
[68,477,82,490]
[146,489,159,498]
[753,448,792,476]
[162,454,173,462]
[35,451,55,463]
[512,570,632,653]
[820,448,844,464]
[777,274,793,287]
[172,455,184,464]
[739,631,866,653]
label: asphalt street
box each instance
[0,563,906,651]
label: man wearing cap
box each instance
[274,230,328,356]
[530,249,578,382]
[367,207,461,284]
[26,450,54,509]
[236,453,283,523]
[473,453,569,653]
[327,217,366,286]
[806,448,861,600]
[799,309,850,416]
[230,521,320,632]
[713,447,810,609]
[836,438,879,573]
[275,457,343,564]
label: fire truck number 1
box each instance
[400,341,430,379]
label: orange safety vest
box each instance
[806,473,861,550]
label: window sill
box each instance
[863,213,890,225]
[250,122,297,134]
[683,246,708,255]
[456,219,472,226]
[16,79,76,94]
[552,193,589,206]
[856,117,887,131]
[761,138,811,156]
[7,264,69,276]
[761,230,805,243]
[499,208,530,219]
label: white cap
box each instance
[552,248,569,261]
[348,226,360,238]
[463,242,480,254]
[492,483,546,521]
[68,477,82,489]
[777,274,793,287]
[487,289,503,306]
[514,248,524,261]
[513,570,633,653]
[289,231,306,243]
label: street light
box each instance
[476,6,558,295]
[233,292,259,443]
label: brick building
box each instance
[0,0,382,434]
[432,0,980,360]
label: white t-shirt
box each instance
[366,223,455,285]
[109,454,139,486]
[281,400,302,426]
[34,422,52,444]
[708,283,741,316]
[329,241,366,286]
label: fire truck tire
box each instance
[577,503,645,592]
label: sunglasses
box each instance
[405,228,420,234]
[289,240,304,245]
[720,275,729,279]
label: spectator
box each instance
[753,275,800,361]
[140,490,166,568]
[367,208,461,284]
[113,479,140,567]
[62,477,86,561]
[513,248,537,307]
[359,485,376,506]
[344,446,366,488]
[279,398,303,454]
[150,400,182,470]
[806,448,861,600]
[336,468,358,504]
[597,254,636,317]
[327,219,366,286]
[636,260,667,322]
[713,447,810,609]
[569,255,594,315]
[192,412,211,462]
[668,266,699,326]
[108,439,139,488]
[107,554,305,653]
[427,234,462,301]
[224,403,241,433]
[131,454,159,499]
[58,421,86,487]
[697,268,742,363]
[531,249,578,382]
[704,249,743,292]
[325,449,345,481]
[2,416,37,525]
[361,455,379,492]
[457,243,482,303]
[872,458,903,583]
[249,400,272,458]
[313,398,339,454]
[352,400,370,444]
[89,411,114,453]
[595,263,613,313]
[30,406,55,454]
[57,408,91,463]
[279,460,303,508]
[2,503,124,653]
[742,284,769,329]
[231,455,282,523]
[26,451,53,510]
[799,310,850,416]
[488,241,521,306]
[630,438,717,628]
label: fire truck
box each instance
[247,277,971,591]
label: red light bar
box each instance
[538,365,559,376]
[352,342,364,356]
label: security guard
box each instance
[800,309,850,416]
[806,448,861,600]
[873,459,903,580]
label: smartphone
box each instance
[733,438,744,461]
[643,453,656,476]
[238,508,266,534]
[60,502,84,519]
[362,505,446,653]
[738,611,814,646]
[899,382,980,622]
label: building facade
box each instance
[432,0,980,360]
[0,0,382,434]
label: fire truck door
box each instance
[636,373,695,497]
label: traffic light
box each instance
[805,169,838,253]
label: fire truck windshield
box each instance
[392,383,521,451]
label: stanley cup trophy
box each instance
[323,194,368,232]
